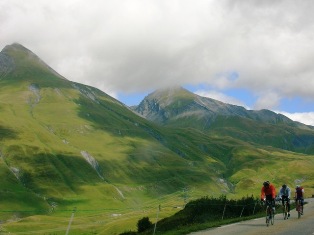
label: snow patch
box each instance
[72,84,99,104]
[28,84,41,104]
[80,151,104,180]
[114,186,125,199]
[111,213,122,217]
[10,167,20,179]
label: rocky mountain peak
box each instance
[0,43,66,80]
[2,43,30,53]
[133,86,303,129]
[0,44,16,77]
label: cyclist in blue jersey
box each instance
[278,184,291,217]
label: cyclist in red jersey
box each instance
[261,181,276,211]
[295,185,304,214]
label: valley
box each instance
[1,43,314,234]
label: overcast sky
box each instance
[1,0,314,125]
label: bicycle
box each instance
[282,198,289,220]
[296,198,303,219]
[263,200,275,226]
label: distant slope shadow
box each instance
[0,125,18,140]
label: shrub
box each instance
[119,231,137,235]
[137,217,153,233]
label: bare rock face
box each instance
[0,47,15,77]
[0,43,66,80]
[133,86,298,127]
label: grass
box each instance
[127,196,302,235]
[0,200,184,234]
[0,199,303,235]
[1,43,314,234]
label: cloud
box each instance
[277,111,314,126]
[1,0,314,111]
[195,89,247,108]
[254,91,281,110]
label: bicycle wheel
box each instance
[271,209,275,225]
[297,201,301,219]
[283,203,288,220]
[266,206,270,226]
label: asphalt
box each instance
[188,198,314,235]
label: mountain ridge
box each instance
[0,43,66,81]
[132,86,314,154]
[1,43,314,234]
[133,86,300,127]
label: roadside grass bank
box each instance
[121,195,300,235]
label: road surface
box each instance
[189,198,314,235]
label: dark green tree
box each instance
[137,217,153,233]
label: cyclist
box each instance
[278,184,291,217]
[295,185,304,214]
[261,181,276,212]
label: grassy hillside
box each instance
[1,44,314,234]
[134,87,314,154]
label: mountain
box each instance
[0,43,238,214]
[133,87,314,154]
[0,43,173,209]
[1,43,314,234]
[133,86,289,124]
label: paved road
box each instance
[189,198,314,235]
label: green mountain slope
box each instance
[0,44,234,212]
[133,87,314,154]
[1,44,314,234]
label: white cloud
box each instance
[254,91,281,110]
[1,0,314,111]
[195,90,247,108]
[277,111,314,126]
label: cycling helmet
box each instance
[282,184,287,188]
[263,181,270,187]
[296,185,300,188]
